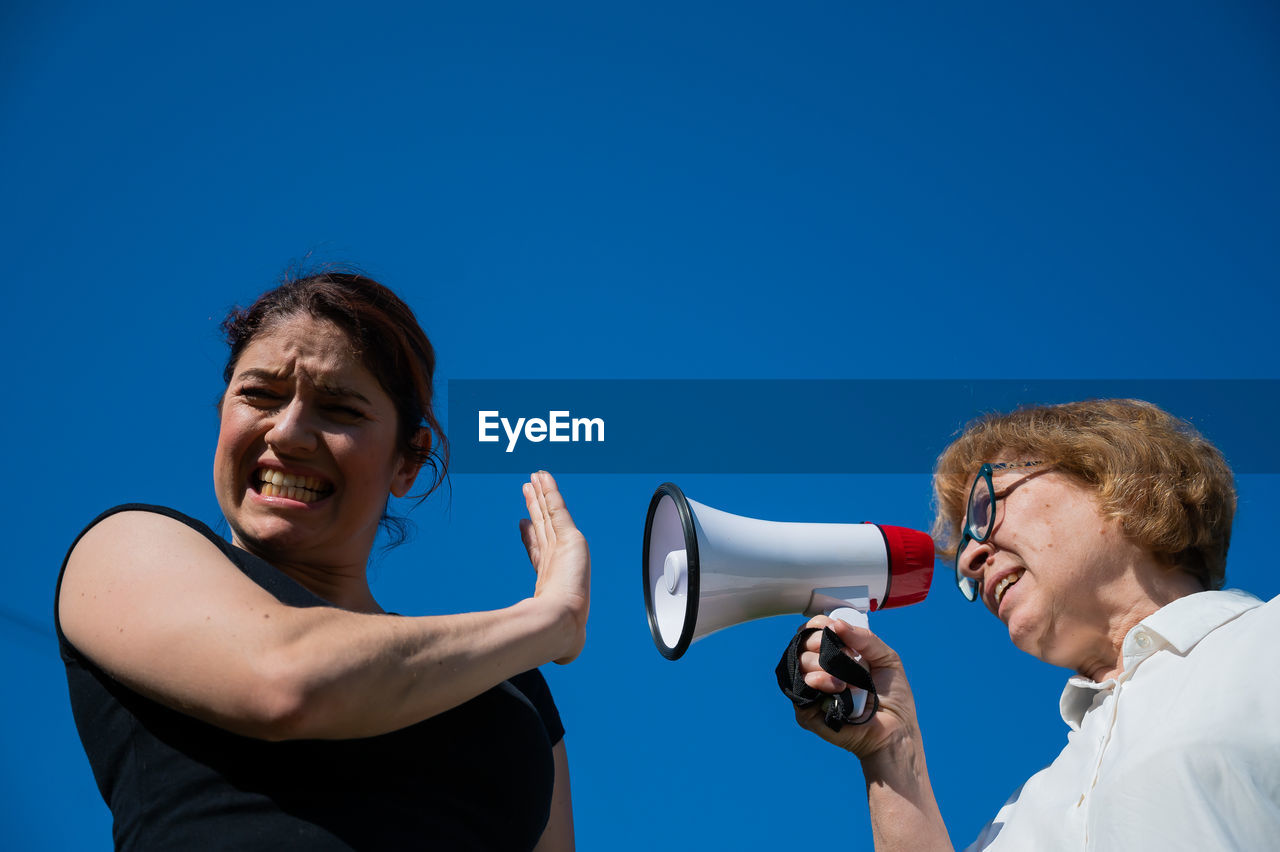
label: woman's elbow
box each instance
[225,650,321,741]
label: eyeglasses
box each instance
[954,461,1044,601]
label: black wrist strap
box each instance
[775,625,879,731]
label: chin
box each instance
[232,513,318,555]
[1004,617,1044,659]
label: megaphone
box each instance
[642,482,934,664]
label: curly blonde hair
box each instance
[931,399,1235,590]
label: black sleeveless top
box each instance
[56,505,564,851]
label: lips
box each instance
[253,467,334,503]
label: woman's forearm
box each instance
[253,596,578,740]
[862,734,953,852]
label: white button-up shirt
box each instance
[967,590,1280,850]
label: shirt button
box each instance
[1134,630,1152,649]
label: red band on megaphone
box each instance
[876,524,934,610]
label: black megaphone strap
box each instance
[776,625,879,731]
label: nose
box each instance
[957,537,993,588]
[264,397,319,455]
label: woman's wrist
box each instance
[860,726,927,783]
[510,595,577,665]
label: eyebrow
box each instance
[234,368,373,405]
[992,468,1049,498]
[316,382,372,405]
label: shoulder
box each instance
[58,505,231,607]
[67,503,223,553]
[1203,589,1280,639]
[60,506,232,588]
[1145,589,1275,655]
[56,505,250,650]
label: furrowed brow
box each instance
[234,367,287,383]
[316,382,372,405]
[234,368,371,405]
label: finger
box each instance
[524,479,550,554]
[523,479,540,520]
[799,649,833,673]
[801,616,851,653]
[804,614,835,631]
[533,470,579,537]
[800,623,870,678]
[824,620,899,669]
[519,518,540,567]
[532,472,557,546]
[803,669,848,694]
[798,650,848,692]
[802,630,829,653]
[794,704,834,738]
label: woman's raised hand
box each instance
[520,471,591,664]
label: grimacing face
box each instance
[213,314,419,571]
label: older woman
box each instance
[56,271,590,850]
[788,399,1280,850]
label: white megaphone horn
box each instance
[643,483,935,665]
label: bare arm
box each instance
[533,740,574,851]
[58,472,590,741]
[794,616,953,852]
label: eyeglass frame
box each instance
[954,460,1045,602]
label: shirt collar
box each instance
[1058,589,1262,729]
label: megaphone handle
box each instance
[823,606,870,719]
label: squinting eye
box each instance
[241,388,280,405]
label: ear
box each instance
[390,427,430,498]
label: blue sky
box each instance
[3,2,1278,848]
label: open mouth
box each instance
[253,468,334,504]
[993,570,1025,607]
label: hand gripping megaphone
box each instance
[642,483,934,714]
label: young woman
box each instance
[57,271,591,850]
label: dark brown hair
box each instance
[932,399,1235,590]
[221,269,449,546]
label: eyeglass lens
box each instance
[967,471,994,540]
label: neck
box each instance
[233,534,383,613]
[1077,568,1204,682]
[275,560,384,613]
